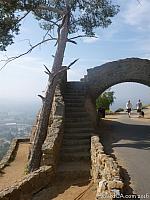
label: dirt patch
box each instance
[0,142,29,191]
[33,177,96,200]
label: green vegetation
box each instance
[115,108,124,113]
[24,164,29,175]
[96,89,116,110]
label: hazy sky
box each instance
[0,0,150,110]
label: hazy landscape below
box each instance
[0,101,41,160]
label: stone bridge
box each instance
[82,58,150,99]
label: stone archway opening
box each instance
[94,82,150,121]
[110,82,150,112]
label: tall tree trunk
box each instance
[28,14,69,172]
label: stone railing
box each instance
[41,83,65,170]
[91,135,124,200]
[0,166,54,200]
[0,138,29,171]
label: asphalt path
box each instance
[100,111,150,199]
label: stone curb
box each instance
[91,135,124,200]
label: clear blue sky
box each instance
[0,0,150,110]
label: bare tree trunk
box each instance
[28,14,69,172]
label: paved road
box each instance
[100,111,150,199]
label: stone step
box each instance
[65,117,90,123]
[65,121,92,128]
[65,91,86,95]
[63,138,90,146]
[60,152,90,161]
[66,81,86,88]
[63,132,91,139]
[65,107,85,112]
[61,144,90,153]
[65,102,85,107]
[65,111,89,118]
[65,127,93,133]
[66,83,86,88]
[64,95,85,99]
[57,161,91,178]
[64,90,85,94]
[64,98,85,103]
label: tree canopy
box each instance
[0,0,119,51]
[96,89,116,110]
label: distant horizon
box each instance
[0,82,150,114]
[0,100,41,114]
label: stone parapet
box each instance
[41,84,65,169]
[91,135,123,200]
[0,138,29,171]
[0,166,54,200]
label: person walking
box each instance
[136,99,143,117]
[126,100,132,118]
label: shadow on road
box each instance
[98,119,150,152]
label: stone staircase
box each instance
[57,82,93,179]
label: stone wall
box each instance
[41,84,65,170]
[0,166,54,200]
[0,138,29,171]
[91,135,124,200]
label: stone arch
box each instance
[83,58,150,99]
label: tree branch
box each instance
[69,35,87,40]
[51,58,79,85]
[17,11,30,24]
[33,11,61,27]
[38,95,45,101]
[0,38,55,71]
[67,39,77,45]
[44,64,53,80]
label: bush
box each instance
[96,89,116,110]
[115,108,124,113]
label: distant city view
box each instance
[0,102,40,160]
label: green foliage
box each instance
[96,90,116,110]
[115,108,124,112]
[0,0,119,51]
[0,1,20,50]
[24,164,29,175]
